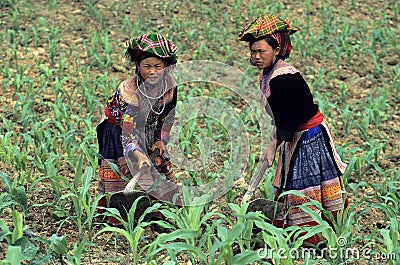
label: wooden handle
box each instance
[124,164,150,194]
[241,159,271,205]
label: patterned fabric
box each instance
[97,121,133,195]
[125,33,178,64]
[239,14,297,59]
[97,156,181,207]
[273,124,347,227]
[104,75,177,154]
[269,32,293,60]
[274,120,347,190]
[97,73,180,206]
[134,162,180,205]
[98,158,130,194]
[238,14,297,41]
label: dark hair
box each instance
[131,50,176,74]
[249,35,279,50]
[127,50,155,62]
[128,50,175,68]
[249,34,293,60]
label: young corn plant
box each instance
[263,190,356,264]
[0,210,49,264]
[43,154,67,200]
[146,228,206,264]
[371,217,400,265]
[258,169,276,202]
[254,219,299,265]
[148,195,221,263]
[96,198,162,265]
[208,220,260,265]
[227,202,256,251]
[58,164,98,235]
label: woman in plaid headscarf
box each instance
[97,33,182,225]
[239,15,349,246]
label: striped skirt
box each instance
[273,124,348,236]
[96,120,181,207]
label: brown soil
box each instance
[0,0,399,264]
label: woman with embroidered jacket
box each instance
[97,33,182,218]
[239,15,349,245]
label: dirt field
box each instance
[0,0,399,264]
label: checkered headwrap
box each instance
[125,33,178,64]
[239,14,297,41]
[239,14,298,59]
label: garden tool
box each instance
[109,164,151,220]
[242,159,284,223]
[108,149,161,220]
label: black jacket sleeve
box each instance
[267,73,318,142]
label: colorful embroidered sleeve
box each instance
[104,87,128,125]
[121,103,144,155]
[154,87,177,144]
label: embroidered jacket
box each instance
[104,75,177,155]
[260,59,318,141]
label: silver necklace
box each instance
[136,76,166,115]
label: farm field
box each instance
[0,0,399,264]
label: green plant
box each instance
[0,211,42,264]
[57,164,99,234]
[96,198,161,265]
[0,0,398,263]
[0,172,27,211]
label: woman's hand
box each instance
[152,140,165,156]
[261,142,277,166]
[261,127,282,166]
[132,150,152,169]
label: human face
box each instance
[250,39,280,69]
[138,57,166,85]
